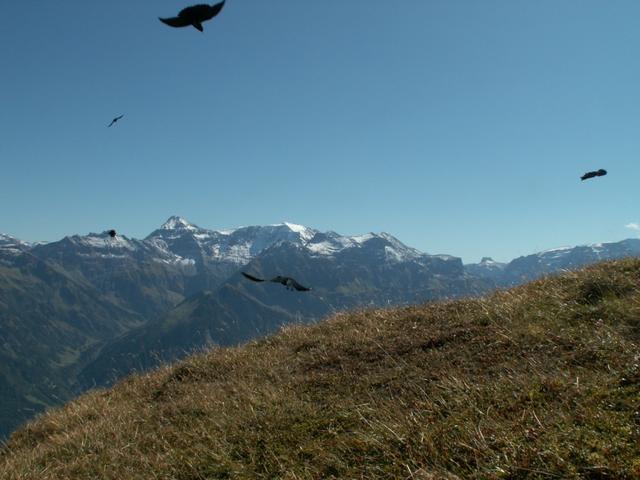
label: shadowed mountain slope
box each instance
[78,240,487,387]
[0,253,142,439]
[2,259,638,479]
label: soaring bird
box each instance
[241,272,311,291]
[581,169,607,181]
[107,229,117,238]
[108,115,124,127]
[159,2,226,32]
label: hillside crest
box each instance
[2,259,639,479]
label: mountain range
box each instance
[1,216,639,438]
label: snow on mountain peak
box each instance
[146,219,441,266]
[351,233,375,244]
[303,230,424,262]
[161,216,199,231]
[539,245,572,255]
[66,232,138,252]
[280,222,315,242]
[0,233,29,247]
[479,257,502,265]
[282,221,307,233]
[0,233,31,255]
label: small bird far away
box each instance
[242,272,312,292]
[581,169,607,181]
[159,2,226,32]
[108,115,124,128]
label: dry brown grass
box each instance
[1,259,639,479]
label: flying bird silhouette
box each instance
[108,115,124,128]
[241,272,311,291]
[581,169,607,181]
[159,2,226,32]
[107,229,117,238]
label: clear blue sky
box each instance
[1,0,639,262]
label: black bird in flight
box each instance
[581,169,607,181]
[159,2,226,32]
[108,229,117,238]
[242,272,311,291]
[108,115,124,128]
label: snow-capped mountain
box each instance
[0,218,462,320]
[464,240,640,286]
[146,217,317,266]
[146,216,443,267]
[500,239,640,285]
[0,233,31,256]
[1,218,463,325]
[0,233,29,247]
[303,230,430,263]
[4,220,640,287]
[39,230,191,265]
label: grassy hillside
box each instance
[1,260,639,479]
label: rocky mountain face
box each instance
[2,217,640,439]
[30,232,194,318]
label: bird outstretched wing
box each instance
[159,16,192,28]
[107,115,124,128]
[289,278,311,292]
[205,1,226,20]
[242,272,265,282]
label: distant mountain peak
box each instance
[281,221,308,232]
[160,216,199,231]
[0,233,29,246]
[278,222,315,242]
[480,257,501,264]
[61,232,139,252]
[0,233,31,255]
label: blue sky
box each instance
[1,0,639,262]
